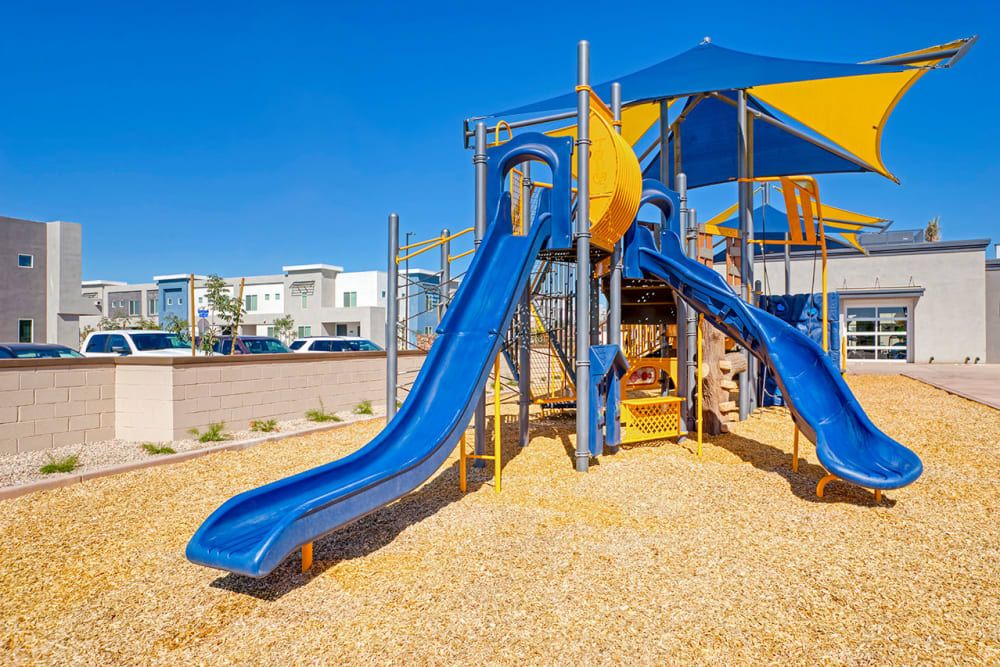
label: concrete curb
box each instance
[901,373,1000,412]
[0,417,383,502]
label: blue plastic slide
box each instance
[636,228,922,492]
[187,198,552,577]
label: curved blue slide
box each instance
[187,197,551,577]
[636,227,922,492]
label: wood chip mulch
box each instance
[1,375,997,664]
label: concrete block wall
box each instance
[0,359,116,454]
[0,351,426,452]
[166,352,425,440]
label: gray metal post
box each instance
[440,228,450,317]
[386,213,399,421]
[737,90,753,421]
[609,82,623,348]
[574,40,592,473]
[675,172,689,432]
[519,161,531,447]
[686,208,698,432]
[659,98,671,396]
[473,121,488,466]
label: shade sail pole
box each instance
[737,89,753,421]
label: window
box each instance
[198,296,203,304]
[178,297,183,305]
[846,305,909,361]
[107,334,130,355]
[381,290,386,298]
[17,254,33,268]
[87,334,109,353]
[275,292,281,300]
[131,333,187,351]
[18,319,33,343]
[128,300,140,316]
[167,297,173,306]
[148,297,157,315]
[297,325,312,337]
[424,327,433,335]
[266,326,275,337]
[343,291,357,307]
[301,295,308,309]
[335,324,348,336]
[265,293,270,301]
[312,340,333,352]
[289,340,306,350]
[245,294,258,312]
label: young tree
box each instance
[201,274,246,353]
[98,308,129,331]
[272,314,295,344]
[925,216,941,242]
[161,314,191,343]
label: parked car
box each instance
[289,336,383,353]
[198,335,291,355]
[0,343,85,359]
[81,330,206,357]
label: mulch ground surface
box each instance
[1,375,997,664]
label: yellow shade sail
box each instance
[749,69,932,183]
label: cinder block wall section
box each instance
[0,359,116,455]
[0,351,427,453]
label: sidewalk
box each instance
[849,362,1000,411]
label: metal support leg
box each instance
[386,213,399,421]
[574,40,592,473]
[474,121,487,467]
[609,83,622,350]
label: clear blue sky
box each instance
[1,1,996,283]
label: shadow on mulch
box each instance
[211,413,529,601]
[708,430,896,508]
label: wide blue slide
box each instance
[635,226,922,493]
[187,196,552,577]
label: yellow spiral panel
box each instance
[585,92,643,251]
[546,91,643,252]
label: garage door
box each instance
[846,305,909,361]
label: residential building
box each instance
[1,215,97,347]
[81,264,444,349]
[752,230,998,363]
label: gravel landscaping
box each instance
[0,406,384,489]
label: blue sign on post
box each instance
[197,309,209,319]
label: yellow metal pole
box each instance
[231,278,246,356]
[189,274,196,357]
[459,432,467,492]
[493,357,501,493]
[792,424,799,472]
[301,542,312,572]
[818,213,829,353]
[697,314,703,456]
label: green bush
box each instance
[354,399,373,415]
[250,419,278,432]
[142,443,176,455]
[306,398,341,423]
[40,454,79,474]
[188,422,228,442]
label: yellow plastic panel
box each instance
[547,92,642,251]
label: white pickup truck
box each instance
[81,330,206,357]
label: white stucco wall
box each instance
[755,245,987,364]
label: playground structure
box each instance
[188,37,975,578]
